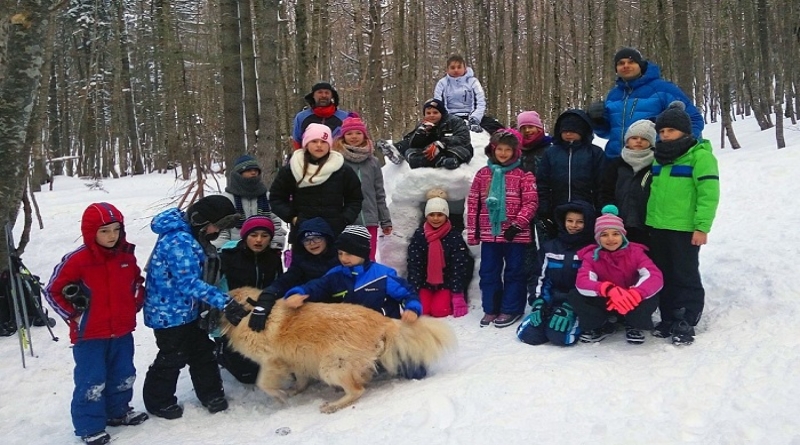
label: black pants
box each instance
[142,320,224,412]
[568,289,659,331]
[649,228,704,326]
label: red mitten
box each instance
[423,143,441,161]
[607,286,635,314]
[598,281,615,298]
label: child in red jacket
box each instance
[45,203,147,445]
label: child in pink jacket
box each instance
[571,205,663,344]
[467,129,537,328]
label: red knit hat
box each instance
[340,113,370,140]
[241,215,275,238]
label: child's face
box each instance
[494,143,515,164]
[302,236,327,255]
[423,108,442,125]
[615,58,642,80]
[520,125,541,139]
[426,212,448,229]
[343,130,365,146]
[338,250,365,267]
[598,229,624,251]
[564,211,585,235]
[561,131,582,143]
[626,136,651,150]
[246,230,272,253]
[95,222,121,248]
[446,61,467,77]
[306,139,331,159]
[240,168,260,178]
[658,127,685,142]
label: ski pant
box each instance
[479,242,527,316]
[71,333,136,437]
[567,291,659,331]
[142,320,224,412]
[649,228,704,326]
[419,288,453,317]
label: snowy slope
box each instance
[1,117,799,445]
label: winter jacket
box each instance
[406,226,472,293]
[536,110,605,220]
[599,156,652,230]
[343,156,392,228]
[212,192,287,250]
[45,203,144,344]
[143,208,230,329]
[466,165,538,245]
[395,115,474,169]
[269,150,363,244]
[536,201,597,305]
[433,67,487,121]
[575,242,663,299]
[291,108,350,148]
[285,261,422,319]
[646,139,719,233]
[519,135,553,176]
[219,240,282,291]
[594,62,704,159]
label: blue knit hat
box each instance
[233,155,261,174]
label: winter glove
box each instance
[503,224,523,242]
[248,306,268,332]
[598,281,616,298]
[435,156,461,170]
[417,121,436,133]
[605,286,638,315]
[62,283,90,312]
[423,141,444,161]
[529,298,545,327]
[223,300,250,327]
[549,303,575,332]
[586,101,607,126]
[451,293,468,318]
[536,218,558,239]
[469,117,483,133]
[198,304,221,336]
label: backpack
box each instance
[0,255,54,337]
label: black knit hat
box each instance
[304,82,340,106]
[422,98,448,117]
[335,225,372,259]
[614,47,644,67]
[233,155,260,174]
[187,195,240,230]
[655,101,693,135]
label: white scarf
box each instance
[621,147,655,174]
[290,149,345,188]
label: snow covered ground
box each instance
[1,116,799,444]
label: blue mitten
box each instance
[549,303,575,332]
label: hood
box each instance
[298,217,336,241]
[553,109,595,145]
[151,207,191,236]
[554,200,597,246]
[446,67,475,82]
[81,202,127,253]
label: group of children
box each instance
[42,53,719,444]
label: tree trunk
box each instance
[221,0,246,169]
[240,0,259,154]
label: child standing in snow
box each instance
[570,205,663,344]
[332,113,392,260]
[647,101,720,345]
[516,200,596,346]
[466,129,538,328]
[45,203,148,445]
[406,190,472,318]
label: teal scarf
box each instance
[486,159,521,236]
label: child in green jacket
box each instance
[647,101,719,346]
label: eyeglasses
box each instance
[302,236,325,246]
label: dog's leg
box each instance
[318,357,370,413]
[285,373,310,397]
[255,358,293,404]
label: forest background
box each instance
[0,0,797,266]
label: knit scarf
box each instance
[340,142,373,164]
[486,159,521,236]
[621,147,655,173]
[522,131,544,149]
[225,172,268,198]
[654,136,695,165]
[424,220,451,286]
[312,104,337,118]
[232,195,272,228]
[290,149,344,188]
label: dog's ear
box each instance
[228,286,262,307]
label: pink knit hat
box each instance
[302,123,332,149]
[340,113,370,140]
[516,111,544,130]
[594,205,627,244]
[241,215,275,238]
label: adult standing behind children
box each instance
[599,119,657,246]
[142,195,241,420]
[291,82,350,149]
[212,154,286,253]
[647,101,719,346]
[586,47,704,160]
[377,98,473,169]
[332,113,392,260]
[45,203,147,445]
[270,123,363,252]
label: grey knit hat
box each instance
[655,101,692,135]
[624,119,657,148]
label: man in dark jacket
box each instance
[291,82,350,149]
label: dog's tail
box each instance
[379,317,456,376]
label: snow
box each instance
[2,117,800,444]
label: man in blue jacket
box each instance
[586,47,703,160]
[291,82,350,149]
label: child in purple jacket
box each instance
[570,205,662,344]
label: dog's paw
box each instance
[319,402,342,414]
[263,388,289,404]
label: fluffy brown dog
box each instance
[221,287,456,413]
